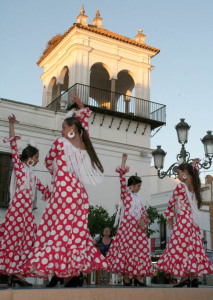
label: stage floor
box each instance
[0,285,213,300]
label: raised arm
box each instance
[116,154,130,204]
[3,115,22,176]
[8,114,19,138]
[121,153,127,171]
[165,183,184,229]
[70,93,92,136]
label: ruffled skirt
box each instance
[106,218,153,278]
[156,214,213,277]
[21,174,106,278]
[0,192,36,275]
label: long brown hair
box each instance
[177,163,202,208]
[64,117,104,173]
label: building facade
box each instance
[0,7,165,228]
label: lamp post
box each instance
[152,119,213,179]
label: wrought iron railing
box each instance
[46,83,166,124]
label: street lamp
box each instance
[152,119,213,179]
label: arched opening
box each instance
[90,62,111,89]
[47,77,57,102]
[60,66,69,93]
[116,70,135,114]
[89,63,111,108]
[59,67,69,108]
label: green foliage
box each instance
[88,205,117,238]
[145,205,167,238]
[88,204,166,239]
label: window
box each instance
[0,152,13,207]
[33,188,38,210]
[160,222,167,250]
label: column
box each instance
[135,83,142,116]
[110,78,116,111]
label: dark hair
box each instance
[101,227,113,237]
[20,145,39,161]
[64,117,104,173]
[177,163,202,209]
[127,175,142,187]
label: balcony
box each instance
[46,83,166,130]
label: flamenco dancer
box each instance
[0,114,50,287]
[106,153,153,286]
[156,160,213,287]
[21,96,107,287]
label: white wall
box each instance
[0,98,152,225]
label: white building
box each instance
[0,7,165,227]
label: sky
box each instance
[0,0,212,182]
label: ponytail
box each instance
[177,163,202,208]
[191,167,202,209]
[81,126,104,173]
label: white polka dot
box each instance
[48,220,52,226]
[65,208,71,214]
[59,214,65,220]
[53,203,58,209]
[57,159,62,166]
[67,197,72,203]
[61,191,67,198]
[42,258,48,265]
[62,235,68,242]
[77,221,83,227]
[73,228,79,234]
[80,230,86,237]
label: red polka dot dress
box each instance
[21,108,107,278]
[0,135,50,275]
[156,183,213,277]
[106,167,153,279]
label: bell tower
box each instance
[37,6,162,127]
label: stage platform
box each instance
[0,286,213,300]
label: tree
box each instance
[88,204,166,239]
[145,205,167,238]
[88,205,117,238]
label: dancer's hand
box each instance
[121,153,128,170]
[8,114,19,138]
[167,218,173,229]
[122,153,128,162]
[8,114,19,124]
[192,158,200,166]
[69,92,84,109]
